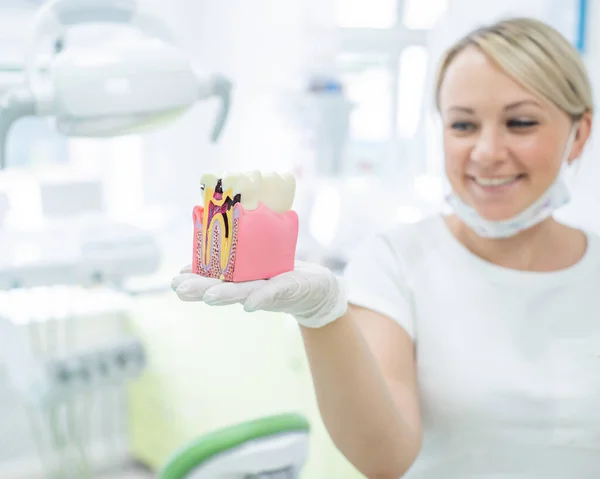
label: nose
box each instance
[470,126,508,167]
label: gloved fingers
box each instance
[171,273,199,291]
[293,260,327,274]
[293,260,314,271]
[243,278,301,312]
[202,280,267,306]
[173,276,223,301]
[180,264,193,274]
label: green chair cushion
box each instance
[159,412,310,479]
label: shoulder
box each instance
[372,214,449,261]
[378,214,445,245]
[347,214,449,277]
[583,229,600,265]
[343,215,449,338]
[585,229,600,246]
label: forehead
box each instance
[439,46,540,109]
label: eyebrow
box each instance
[445,100,543,114]
[504,100,543,110]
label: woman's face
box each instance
[439,46,588,221]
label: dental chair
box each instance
[159,413,310,479]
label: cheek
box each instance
[443,134,470,174]
[512,135,562,177]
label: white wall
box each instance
[559,0,600,233]
[130,0,339,272]
[0,7,50,469]
[139,0,337,213]
[0,5,339,466]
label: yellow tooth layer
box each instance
[201,184,235,271]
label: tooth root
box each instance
[259,172,296,213]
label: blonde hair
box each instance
[435,17,593,120]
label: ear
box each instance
[569,111,593,164]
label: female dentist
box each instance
[172,17,600,479]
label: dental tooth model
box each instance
[192,171,299,282]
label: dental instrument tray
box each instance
[0,220,161,289]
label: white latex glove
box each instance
[171,261,348,328]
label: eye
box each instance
[450,121,475,131]
[507,119,538,129]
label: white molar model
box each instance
[193,171,299,282]
[200,171,296,213]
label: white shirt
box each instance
[344,214,600,478]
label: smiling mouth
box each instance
[469,174,527,188]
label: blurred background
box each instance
[0,0,598,478]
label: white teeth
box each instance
[259,172,296,213]
[200,173,219,206]
[237,171,262,210]
[200,173,218,191]
[246,170,262,184]
[201,171,296,212]
[474,176,519,186]
[280,172,296,210]
[221,173,242,197]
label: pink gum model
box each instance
[192,202,299,282]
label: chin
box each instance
[470,201,527,221]
[476,209,516,221]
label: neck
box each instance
[446,215,586,272]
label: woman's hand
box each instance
[171,261,347,328]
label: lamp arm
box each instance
[198,73,233,142]
[0,88,38,170]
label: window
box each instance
[402,0,449,30]
[334,0,448,178]
[397,45,429,139]
[335,0,398,29]
[342,63,393,142]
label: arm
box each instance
[301,305,421,478]
[172,231,420,476]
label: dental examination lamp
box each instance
[0,0,233,170]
